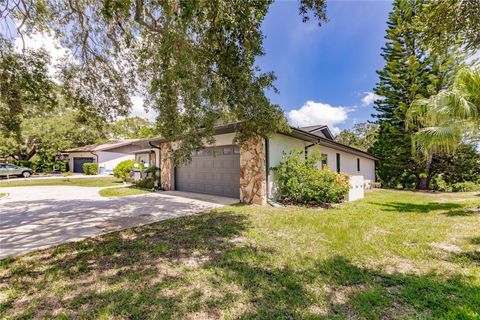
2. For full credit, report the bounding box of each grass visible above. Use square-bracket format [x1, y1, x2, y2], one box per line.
[0, 190, 479, 319]
[99, 186, 153, 197]
[0, 177, 123, 188]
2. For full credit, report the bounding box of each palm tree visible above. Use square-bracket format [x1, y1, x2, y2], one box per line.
[407, 68, 480, 189]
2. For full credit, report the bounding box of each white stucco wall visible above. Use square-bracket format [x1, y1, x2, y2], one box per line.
[97, 151, 134, 172]
[317, 145, 376, 182]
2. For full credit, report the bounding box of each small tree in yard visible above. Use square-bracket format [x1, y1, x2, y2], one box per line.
[273, 150, 350, 206]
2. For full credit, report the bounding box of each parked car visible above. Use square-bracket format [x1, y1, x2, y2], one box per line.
[0, 164, 33, 178]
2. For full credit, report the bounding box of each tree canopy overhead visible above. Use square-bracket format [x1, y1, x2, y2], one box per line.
[415, 0, 480, 52]
[1, 0, 328, 162]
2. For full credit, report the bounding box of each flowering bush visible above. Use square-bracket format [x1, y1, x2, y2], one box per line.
[273, 150, 350, 205]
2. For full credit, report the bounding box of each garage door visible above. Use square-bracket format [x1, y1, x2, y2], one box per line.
[175, 145, 240, 198]
[73, 157, 94, 173]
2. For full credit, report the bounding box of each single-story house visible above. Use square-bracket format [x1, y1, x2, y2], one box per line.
[66, 140, 148, 173]
[146, 123, 378, 204]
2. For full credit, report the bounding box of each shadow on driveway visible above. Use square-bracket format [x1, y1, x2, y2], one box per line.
[0, 192, 236, 259]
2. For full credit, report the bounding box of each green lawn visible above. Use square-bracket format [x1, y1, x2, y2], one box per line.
[99, 186, 153, 197]
[1, 190, 479, 319]
[0, 177, 123, 188]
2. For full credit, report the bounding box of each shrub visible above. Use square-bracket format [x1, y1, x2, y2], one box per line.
[431, 174, 451, 192]
[83, 163, 98, 175]
[273, 150, 350, 205]
[135, 166, 159, 189]
[451, 182, 480, 192]
[13, 160, 32, 168]
[113, 160, 143, 181]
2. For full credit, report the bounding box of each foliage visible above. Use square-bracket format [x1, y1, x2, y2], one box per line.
[335, 122, 379, 152]
[0, 38, 57, 138]
[13, 160, 32, 168]
[82, 163, 98, 175]
[430, 144, 480, 186]
[370, 0, 464, 190]
[135, 166, 159, 189]
[109, 117, 155, 139]
[415, 0, 480, 52]
[431, 174, 450, 192]
[0, 0, 327, 164]
[451, 182, 480, 193]
[273, 150, 350, 205]
[32, 159, 67, 173]
[407, 68, 480, 159]
[63, 171, 73, 177]
[113, 160, 136, 181]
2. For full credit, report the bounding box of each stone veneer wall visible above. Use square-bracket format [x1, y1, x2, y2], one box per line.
[160, 143, 173, 191]
[240, 136, 266, 205]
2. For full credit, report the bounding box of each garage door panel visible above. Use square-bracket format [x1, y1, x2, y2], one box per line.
[73, 157, 94, 173]
[176, 145, 240, 198]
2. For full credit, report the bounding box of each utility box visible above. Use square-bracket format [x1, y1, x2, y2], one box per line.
[348, 175, 365, 201]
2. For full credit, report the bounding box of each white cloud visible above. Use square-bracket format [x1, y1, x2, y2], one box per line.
[287, 101, 350, 134]
[130, 95, 158, 121]
[361, 92, 382, 107]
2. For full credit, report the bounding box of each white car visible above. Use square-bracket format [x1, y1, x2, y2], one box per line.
[0, 164, 33, 178]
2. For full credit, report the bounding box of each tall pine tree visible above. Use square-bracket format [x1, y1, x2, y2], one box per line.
[370, 0, 462, 189]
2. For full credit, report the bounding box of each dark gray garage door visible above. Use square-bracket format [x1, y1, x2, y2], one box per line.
[175, 145, 240, 198]
[73, 157, 94, 173]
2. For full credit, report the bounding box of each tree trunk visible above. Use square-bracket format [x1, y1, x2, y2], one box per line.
[417, 154, 433, 190]
[418, 176, 429, 190]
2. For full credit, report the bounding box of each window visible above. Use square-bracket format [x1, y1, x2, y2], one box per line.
[336, 153, 341, 173]
[321, 154, 328, 169]
[357, 158, 360, 172]
[222, 146, 232, 155]
[233, 146, 240, 154]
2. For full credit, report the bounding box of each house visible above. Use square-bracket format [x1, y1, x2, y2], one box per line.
[146, 123, 378, 204]
[66, 140, 148, 173]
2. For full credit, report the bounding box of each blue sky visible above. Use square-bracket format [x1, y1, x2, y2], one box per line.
[257, 0, 392, 132]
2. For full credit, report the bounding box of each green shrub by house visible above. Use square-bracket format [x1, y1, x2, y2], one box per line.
[82, 163, 98, 175]
[113, 160, 144, 181]
[135, 166, 159, 189]
[273, 150, 350, 205]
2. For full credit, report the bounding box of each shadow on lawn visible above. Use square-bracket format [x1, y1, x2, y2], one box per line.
[1, 210, 479, 319]
[372, 201, 463, 213]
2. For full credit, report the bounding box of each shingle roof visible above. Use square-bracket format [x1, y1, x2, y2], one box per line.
[66, 139, 141, 152]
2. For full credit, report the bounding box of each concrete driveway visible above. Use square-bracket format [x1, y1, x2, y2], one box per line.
[0, 186, 238, 259]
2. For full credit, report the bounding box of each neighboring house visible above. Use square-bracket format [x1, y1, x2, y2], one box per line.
[146, 123, 378, 204]
[66, 140, 148, 173]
